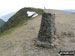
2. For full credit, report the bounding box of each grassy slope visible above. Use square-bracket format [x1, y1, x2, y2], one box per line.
[0, 7, 44, 36]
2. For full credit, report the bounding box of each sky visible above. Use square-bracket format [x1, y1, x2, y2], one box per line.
[0, 0, 75, 17]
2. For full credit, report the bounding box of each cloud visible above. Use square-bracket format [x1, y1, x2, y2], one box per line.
[0, 0, 75, 17]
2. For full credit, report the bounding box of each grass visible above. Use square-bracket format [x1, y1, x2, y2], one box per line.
[0, 19, 28, 37]
[0, 15, 41, 37]
[0, 7, 44, 37]
[0, 27, 16, 37]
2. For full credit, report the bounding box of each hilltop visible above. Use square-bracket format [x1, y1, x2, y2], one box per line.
[0, 8, 75, 56]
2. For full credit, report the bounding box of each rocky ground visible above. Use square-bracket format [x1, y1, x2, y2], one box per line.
[0, 9, 75, 56]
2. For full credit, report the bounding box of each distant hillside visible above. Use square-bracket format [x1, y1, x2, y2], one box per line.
[0, 7, 44, 33]
[0, 19, 5, 27]
[64, 9, 75, 13]
[1, 12, 16, 21]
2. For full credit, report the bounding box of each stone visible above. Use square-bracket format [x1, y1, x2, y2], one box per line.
[36, 13, 56, 48]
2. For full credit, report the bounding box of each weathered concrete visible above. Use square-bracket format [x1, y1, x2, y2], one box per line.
[36, 13, 56, 48]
